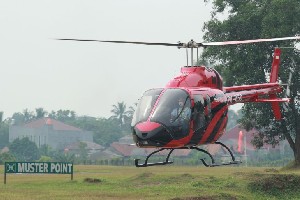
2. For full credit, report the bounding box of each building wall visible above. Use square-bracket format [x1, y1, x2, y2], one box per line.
[9, 126, 49, 147]
[9, 124, 93, 150]
[49, 130, 93, 150]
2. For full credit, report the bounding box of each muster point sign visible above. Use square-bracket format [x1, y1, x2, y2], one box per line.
[4, 162, 73, 184]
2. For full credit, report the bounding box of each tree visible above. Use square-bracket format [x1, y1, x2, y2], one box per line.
[0, 152, 15, 164]
[23, 109, 34, 122]
[127, 103, 137, 120]
[9, 137, 40, 161]
[110, 102, 130, 129]
[227, 109, 242, 130]
[79, 142, 88, 164]
[0, 111, 3, 122]
[0, 112, 9, 148]
[35, 107, 47, 119]
[10, 109, 34, 125]
[94, 118, 124, 146]
[202, 0, 300, 166]
[73, 116, 122, 147]
[52, 151, 75, 162]
[11, 112, 26, 125]
[39, 144, 53, 157]
[48, 109, 76, 122]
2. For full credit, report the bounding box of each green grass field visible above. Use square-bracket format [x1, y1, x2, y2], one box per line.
[1, 165, 300, 200]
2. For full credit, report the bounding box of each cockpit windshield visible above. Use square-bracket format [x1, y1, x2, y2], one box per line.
[131, 88, 163, 126]
[151, 89, 191, 138]
[132, 88, 191, 138]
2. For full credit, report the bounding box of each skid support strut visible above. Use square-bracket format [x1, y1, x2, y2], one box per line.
[200, 142, 242, 167]
[135, 148, 174, 167]
[134, 142, 241, 167]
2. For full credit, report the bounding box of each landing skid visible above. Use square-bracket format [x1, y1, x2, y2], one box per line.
[134, 141, 241, 167]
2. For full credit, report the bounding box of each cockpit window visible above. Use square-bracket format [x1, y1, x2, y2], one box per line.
[151, 89, 191, 138]
[131, 88, 163, 126]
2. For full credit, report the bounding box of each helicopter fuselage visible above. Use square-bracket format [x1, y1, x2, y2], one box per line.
[132, 66, 229, 148]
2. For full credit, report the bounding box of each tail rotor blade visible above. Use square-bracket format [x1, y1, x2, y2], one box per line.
[283, 64, 295, 113]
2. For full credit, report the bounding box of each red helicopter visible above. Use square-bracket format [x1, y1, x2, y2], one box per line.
[58, 36, 300, 167]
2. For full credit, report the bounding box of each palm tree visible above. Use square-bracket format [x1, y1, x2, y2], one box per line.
[110, 102, 129, 128]
[35, 107, 48, 119]
[23, 109, 34, 122]
[127, 103, 137, 120]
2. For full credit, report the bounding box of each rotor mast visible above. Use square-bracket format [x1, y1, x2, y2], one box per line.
[177, 39, 202, 67]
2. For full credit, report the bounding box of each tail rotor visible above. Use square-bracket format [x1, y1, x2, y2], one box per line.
[283, 61, 295, 113]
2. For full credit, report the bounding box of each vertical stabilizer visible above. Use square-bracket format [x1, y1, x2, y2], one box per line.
[270, 48, 281, 83]
[269, 48, 282, 120]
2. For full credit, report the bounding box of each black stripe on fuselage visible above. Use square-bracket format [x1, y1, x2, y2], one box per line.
[188, 102, 227, 145]
[206, 109, 228, 143]
[211, 102, 227, 115]
[189, 126, 207, 145]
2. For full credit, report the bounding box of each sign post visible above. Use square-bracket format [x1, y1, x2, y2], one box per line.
[4, 162, 73, 184]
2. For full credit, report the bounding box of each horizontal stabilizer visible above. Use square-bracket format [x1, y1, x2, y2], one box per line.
[254, 98, 290, 103]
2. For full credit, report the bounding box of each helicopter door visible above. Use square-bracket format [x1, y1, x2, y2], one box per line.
[205, 95, 212, 122]
[192, 94, 206, 133]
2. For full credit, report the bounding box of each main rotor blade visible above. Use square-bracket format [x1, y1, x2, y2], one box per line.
[201, 36, 300, 46]
[57, 38, 180, 47]
[57, 36, 300, 48]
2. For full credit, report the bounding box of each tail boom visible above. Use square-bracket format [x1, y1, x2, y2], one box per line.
[225, 48, 288, 120]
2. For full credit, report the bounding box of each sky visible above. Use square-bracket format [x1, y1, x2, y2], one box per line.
[0, 0, 219, 119]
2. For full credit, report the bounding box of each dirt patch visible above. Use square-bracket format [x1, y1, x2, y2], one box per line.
[83, 178, 102, 183]
[170, 197, 216, 200]
[249, 174, 300, 195]
[171, 173, 195, 182]
[264, 168, 279, 173]
[232, 171, 247, 176]
[129, 172, 157, 186]
[180, 173, 194, 178]
[170, 194, 238, 200]
[134, 172, 155, 179]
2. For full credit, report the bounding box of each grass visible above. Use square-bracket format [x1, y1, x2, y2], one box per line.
[1, 165, 300, 199]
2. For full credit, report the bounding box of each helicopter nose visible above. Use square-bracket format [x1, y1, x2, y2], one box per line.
[133, 121, 173, 147]
[134, 121, 161, 139]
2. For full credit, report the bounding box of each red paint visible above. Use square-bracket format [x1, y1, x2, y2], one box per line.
[199, 105, 228, 144]
[270, 48, 281, 83]
[238, 131, 243, 153]
[166, 66, 221, 89]
[135, 121, 161, 132]
[213, 116, 228, 142]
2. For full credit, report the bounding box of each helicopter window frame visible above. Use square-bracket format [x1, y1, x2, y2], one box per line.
[131, 88, 163, 126]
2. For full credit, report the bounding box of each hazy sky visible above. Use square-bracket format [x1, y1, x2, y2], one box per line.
[0, 0, 216, 119]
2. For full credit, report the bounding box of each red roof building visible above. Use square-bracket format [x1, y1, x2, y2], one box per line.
[24, 117, 82, 131]
[9, 117, 93, 150]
